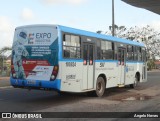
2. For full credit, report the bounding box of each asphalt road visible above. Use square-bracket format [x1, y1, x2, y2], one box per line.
[0, 71, 160, 121]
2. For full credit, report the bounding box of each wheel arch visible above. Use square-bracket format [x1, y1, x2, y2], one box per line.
[98, 73, 107, 86]
[135, 71, 140, 82]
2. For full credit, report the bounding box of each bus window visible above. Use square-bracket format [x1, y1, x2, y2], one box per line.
[127, 45, 134, 61]
[63, 34, 81, 59]
[101, 40, 113, 60]
[118, 48, 121, 64]
[142, 47, 146, 62]
[96, 40, 101, 60]
[138, 47, 142, 61]
[121, 49, 125, 65]
[64, 34, 71, 46]
[112, 42, 115, 60]
[114, 43, 118, 60]
[63, 46, 70, 58]
[134, 46, 138, 61]
[71, 35, 80, 47]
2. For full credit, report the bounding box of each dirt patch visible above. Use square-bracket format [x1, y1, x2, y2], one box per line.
[122, 95, 152, 101]
[82, 98, 120, 105]
[105, 85, 160, 102]
[107, 92, 152, 102]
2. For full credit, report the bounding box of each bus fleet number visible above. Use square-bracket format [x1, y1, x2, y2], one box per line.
[66, 62, 76, 67]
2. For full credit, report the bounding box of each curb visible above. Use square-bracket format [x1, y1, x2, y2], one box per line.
[0, 86, 12, 89]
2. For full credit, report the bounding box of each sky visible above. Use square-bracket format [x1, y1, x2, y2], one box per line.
[0, 0, 160, 49]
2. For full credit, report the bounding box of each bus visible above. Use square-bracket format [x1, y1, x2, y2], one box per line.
[10, 25, 147, 97]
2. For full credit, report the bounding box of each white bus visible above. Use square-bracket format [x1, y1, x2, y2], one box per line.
[10, 25, 147, 97]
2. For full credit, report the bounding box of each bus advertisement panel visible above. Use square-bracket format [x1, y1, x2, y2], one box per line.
[11, 26, 59, 83]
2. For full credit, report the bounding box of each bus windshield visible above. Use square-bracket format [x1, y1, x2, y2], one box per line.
[11, 26, 58, 81]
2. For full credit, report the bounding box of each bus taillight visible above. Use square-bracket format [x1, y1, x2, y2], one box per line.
[11, 59, 16, 78]
[50, 65, 59, 81]
[11, 65, 16, 78]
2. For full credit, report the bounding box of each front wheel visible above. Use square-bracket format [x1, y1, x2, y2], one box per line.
[95, 77, 106, 97]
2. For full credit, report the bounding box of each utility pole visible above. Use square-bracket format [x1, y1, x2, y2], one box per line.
[112, 0, 115, 36]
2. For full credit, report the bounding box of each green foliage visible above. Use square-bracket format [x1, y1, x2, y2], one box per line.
[147, 59, 155, 71]
[0, 46, 12, 76]
[0, 47, 12, 55]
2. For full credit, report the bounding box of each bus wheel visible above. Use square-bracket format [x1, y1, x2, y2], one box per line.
[95, 77, 106, 97]
[130, 75, 139, 88]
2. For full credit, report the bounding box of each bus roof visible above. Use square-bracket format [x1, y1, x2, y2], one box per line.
[58, 25, 145, 47]
[15, 24, 145, 47]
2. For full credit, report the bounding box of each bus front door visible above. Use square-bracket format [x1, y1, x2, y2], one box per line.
[118, 48, 126, 86]
[82, 43, 94, 90]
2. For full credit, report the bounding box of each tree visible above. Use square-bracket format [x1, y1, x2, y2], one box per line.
[0, 47, 12, 55]
[108, 25, 126, 36]
[0, 46, 12, 75]
[97, 24, 126, 36]
[121, 25, 160, 59]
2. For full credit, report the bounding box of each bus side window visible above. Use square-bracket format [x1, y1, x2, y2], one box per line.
[134, 46, 138, 61]
[127, 45, 134, 61]
[63, 46, 70, 58]
[112, 42, 115, 60]
[96, 40, 101, 60]
[63, 34, 81, 59]
[138, 47, 142, 61]
[118, 48, 121, 64]
[114, 43, 118, 60]
[101, 40, 113, 60]
[142, 47, 146, 62]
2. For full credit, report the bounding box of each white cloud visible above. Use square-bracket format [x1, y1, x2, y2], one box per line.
[41, 0, 86, 5]
[0, 16, 14, 49]
[21, 8, 34, 21]
[0, 17, 12, 32]
[137, 20, 160, 32]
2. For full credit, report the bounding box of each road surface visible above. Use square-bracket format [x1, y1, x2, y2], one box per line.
[0, 71, 160, 121]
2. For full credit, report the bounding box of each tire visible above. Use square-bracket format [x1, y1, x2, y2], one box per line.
[95, 77, 106, 97]
[130, 74, 139, 88]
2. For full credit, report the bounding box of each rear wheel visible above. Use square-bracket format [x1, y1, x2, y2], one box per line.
[130, 74, 139, 88]
[95, 77, 106, 97]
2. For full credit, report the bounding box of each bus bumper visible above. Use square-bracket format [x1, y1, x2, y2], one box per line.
[10, 78, 61, 91]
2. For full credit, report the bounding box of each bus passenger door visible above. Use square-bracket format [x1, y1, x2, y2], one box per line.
[118, 48, 126, 86]
[82, 43, 94, 90]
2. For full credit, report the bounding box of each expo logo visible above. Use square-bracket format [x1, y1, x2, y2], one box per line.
[36, 33, 51, 39]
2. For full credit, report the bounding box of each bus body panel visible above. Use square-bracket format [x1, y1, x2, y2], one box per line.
[94, 61, 119, 88]
[59, 61, 83, 92]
